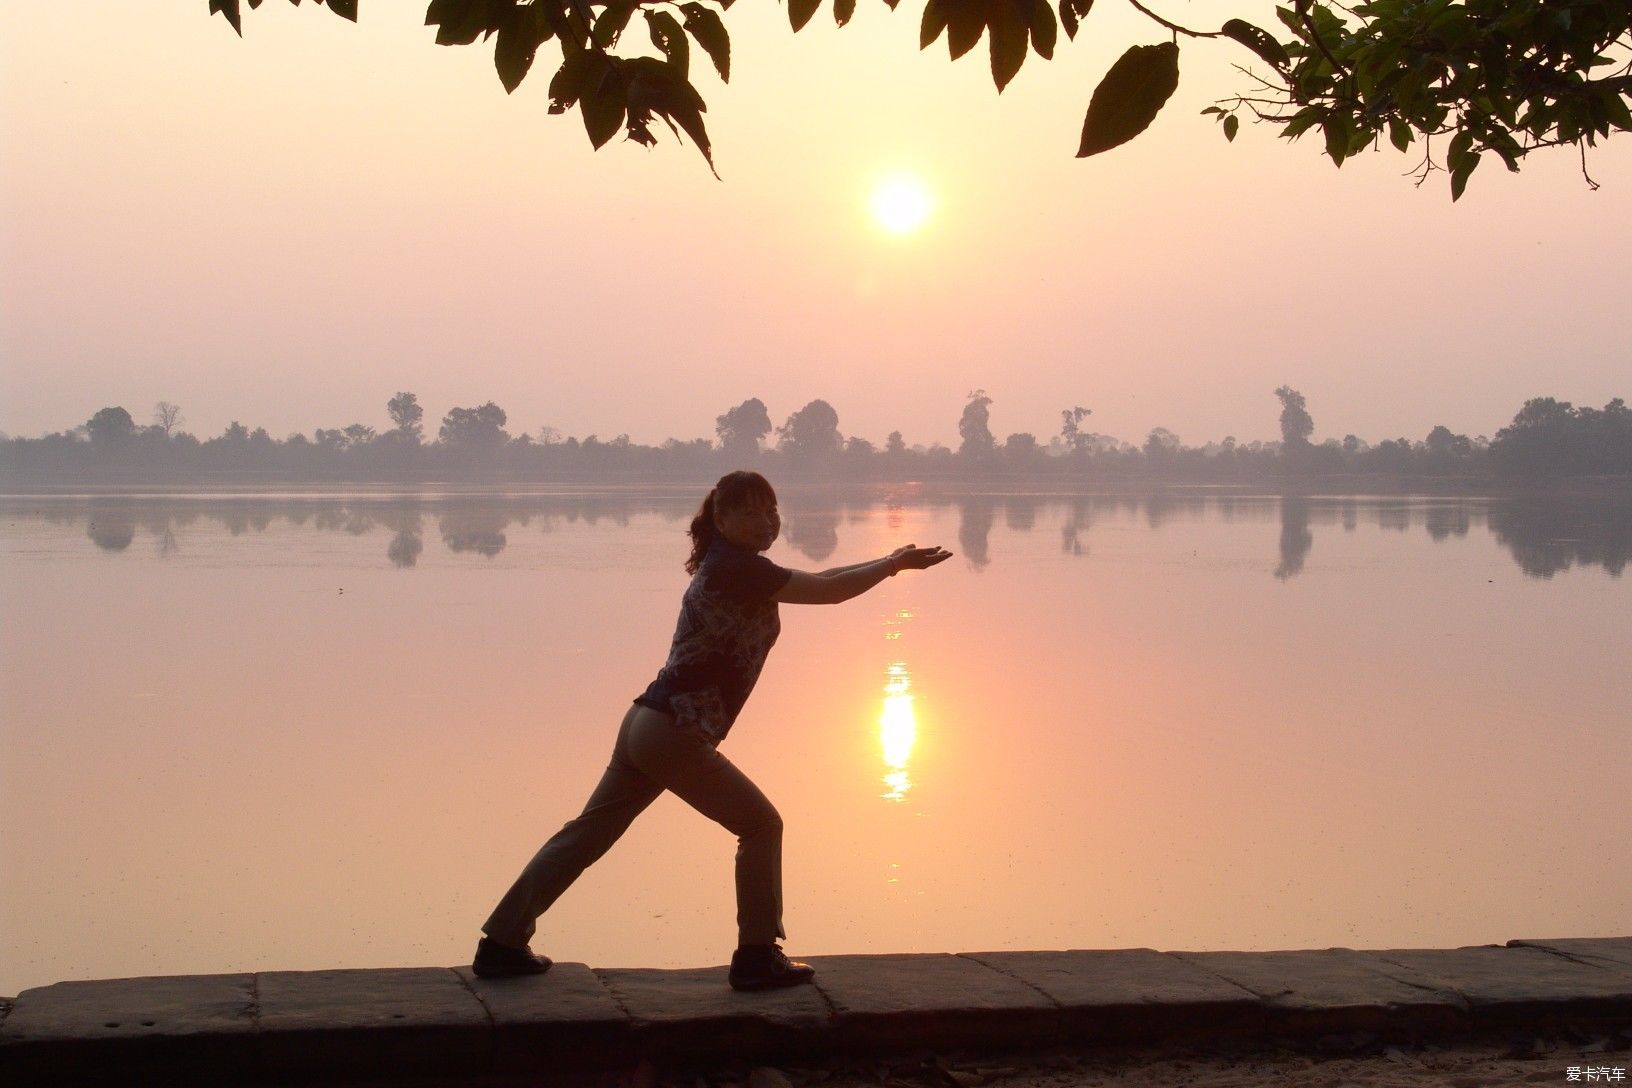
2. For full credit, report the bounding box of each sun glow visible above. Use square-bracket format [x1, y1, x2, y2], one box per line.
[869, 175, 933, 236]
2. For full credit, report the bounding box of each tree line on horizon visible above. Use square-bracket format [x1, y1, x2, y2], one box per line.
[2, 388, 1628, 480]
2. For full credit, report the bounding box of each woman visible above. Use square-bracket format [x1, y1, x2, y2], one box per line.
[474, 470, 952, 991]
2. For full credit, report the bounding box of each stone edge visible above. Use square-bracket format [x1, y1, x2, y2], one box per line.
[1, 940, 1629, 1083]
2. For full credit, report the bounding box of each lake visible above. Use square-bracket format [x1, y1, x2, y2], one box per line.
[1, 486, 1627, 996]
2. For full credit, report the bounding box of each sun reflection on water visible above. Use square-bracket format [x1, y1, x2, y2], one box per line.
[880, 661, 916, 801]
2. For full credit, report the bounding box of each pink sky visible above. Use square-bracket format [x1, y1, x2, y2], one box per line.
[2, 1, 1628, 449]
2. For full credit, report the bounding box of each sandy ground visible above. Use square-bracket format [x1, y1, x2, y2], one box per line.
[650, 1023, 1632, 1088]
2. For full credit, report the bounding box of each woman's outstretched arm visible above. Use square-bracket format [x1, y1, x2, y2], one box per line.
[772, 545, 952, 605]
[814, 558, 882, 578]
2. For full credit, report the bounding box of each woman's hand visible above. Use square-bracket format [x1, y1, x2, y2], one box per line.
[889, 544, 953, 572]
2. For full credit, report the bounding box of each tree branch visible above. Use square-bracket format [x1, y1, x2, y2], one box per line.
[1124, 0, 1221, 39]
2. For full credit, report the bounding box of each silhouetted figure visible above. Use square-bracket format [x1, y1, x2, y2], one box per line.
[474, 471, 952, 991]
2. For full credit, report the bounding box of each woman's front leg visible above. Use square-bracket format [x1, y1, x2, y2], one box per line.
[624, 712, 785, 946]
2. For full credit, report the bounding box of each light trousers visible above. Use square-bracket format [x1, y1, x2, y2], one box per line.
[482, 702, 785, 949]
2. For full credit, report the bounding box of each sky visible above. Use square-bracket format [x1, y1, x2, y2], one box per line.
[2, 1, 1628, 450]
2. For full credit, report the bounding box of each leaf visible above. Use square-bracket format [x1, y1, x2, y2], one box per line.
[325, 0, 358, 20]
[1058, 0, 1091, 40]
[1030, 0, 1057, 61]
[582, 69, 627, 149]
[1449, 149, 1479, 200]
[946, 2, 986, 61]
[1387, 116, 1412, 151]
[1220, 18, 1289, 69]
[1223, 113, 1239, 141]
[1322, 114, 1352, 164]
[592, 2, 637, 47]
[646, 10, 690, 78]
[430, 0, 490, 46]
[835, 0, 857, 26]
[209, 0, 243, 36]
[1281, 105, 1322, 140]
[989, 0, 1029, 91]
[681, 3, 731, 82]
[623, 57, 718, 177]
[921, 0, 949, 48]
[1076, 42, 1180, 158]
[548, 47, 603, 113]
[495, 8, 546, 92]
[788, 0, 821, 32]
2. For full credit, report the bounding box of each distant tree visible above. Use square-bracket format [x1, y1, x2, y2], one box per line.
[538, 425, 561, 446]
[1342, 433, 1363, 455]
[1491, 396, 1632, 475]
[776, 400, 842, 461]
[387, 392, 424, 444]
[885, 431, 906, 456]
[715, 398, 773, 459]
[343, 423, 377, 447]
[1059, 406, 1092, 454]
[439, 402, 511, 452]
[1275, 386, 1314, 448]
[844, 435, 876, 457]
[1003, 432, 1042, 467]
[152, 401, 184, 438]
[1425, 425, 1472, 457]
[86, 406, 137, 447]
[1144, 427, 1180, 456]
[957, 390, 996, 460]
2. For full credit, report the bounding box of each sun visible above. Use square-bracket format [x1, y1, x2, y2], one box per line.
[869, 174, 934, 236]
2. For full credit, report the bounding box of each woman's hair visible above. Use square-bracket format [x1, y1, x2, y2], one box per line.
[686, 470, 777, 574]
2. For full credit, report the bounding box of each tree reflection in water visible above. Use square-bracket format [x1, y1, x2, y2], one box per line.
[8, 489, 1626, 580]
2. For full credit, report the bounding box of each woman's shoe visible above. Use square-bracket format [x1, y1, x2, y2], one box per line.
[728, 943, 816, 991]
[472, 936, 553, 978]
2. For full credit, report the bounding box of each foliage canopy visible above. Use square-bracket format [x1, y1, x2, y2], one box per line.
[211, 0, 1631, 196]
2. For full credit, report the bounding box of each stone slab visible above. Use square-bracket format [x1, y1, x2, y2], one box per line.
[454, 962, 629, 1072]
[0, 973, 256, 1086]
[1370, 944, 1632, 1026]
[1169, 948, 1466, 1036]
[1510, 937, 1632, 972]
[810, 952, 1058, 1051]
[255, 966, 490, 1079]
[595, 965, 831, 1062]
[962, 948, 1266, 1042]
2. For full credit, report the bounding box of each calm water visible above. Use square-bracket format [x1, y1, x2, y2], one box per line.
[2, 487, 1628, 995]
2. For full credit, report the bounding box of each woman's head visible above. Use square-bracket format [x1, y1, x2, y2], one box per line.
[686, 471, 779, 573]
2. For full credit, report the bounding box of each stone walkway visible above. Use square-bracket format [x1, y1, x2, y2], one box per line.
[2, 937, 1628, 1085]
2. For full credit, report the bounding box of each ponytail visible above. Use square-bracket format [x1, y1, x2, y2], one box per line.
[686, 492, 719, 575]
[685, 470, 777, 574]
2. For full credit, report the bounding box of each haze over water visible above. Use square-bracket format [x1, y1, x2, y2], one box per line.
[2, 487, 1627, 996]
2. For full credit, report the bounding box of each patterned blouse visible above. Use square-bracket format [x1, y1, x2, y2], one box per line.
[634, 535, 794, 743]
